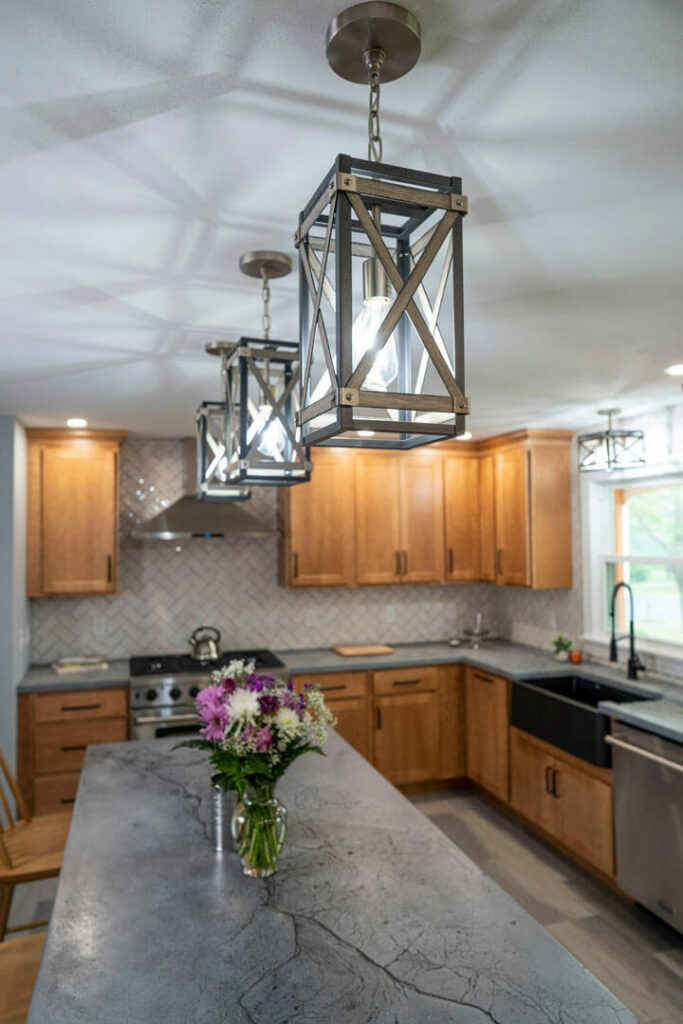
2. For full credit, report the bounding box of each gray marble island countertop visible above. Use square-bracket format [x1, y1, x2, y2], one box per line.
[29, 736, 636, 1023]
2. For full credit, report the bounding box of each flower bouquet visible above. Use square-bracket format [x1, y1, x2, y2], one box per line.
[178, 659, 335, 877]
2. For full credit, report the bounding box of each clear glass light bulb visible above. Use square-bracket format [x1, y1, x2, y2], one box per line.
[352, 295, 398, 390]
[255, 404, 286, 461]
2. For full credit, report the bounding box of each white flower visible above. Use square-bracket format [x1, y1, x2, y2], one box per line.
[229, 689, 260, 722]
[275, 707, 300, 737]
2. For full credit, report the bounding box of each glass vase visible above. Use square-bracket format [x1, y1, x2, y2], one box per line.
[231, 780, 287, 877]
[211, 779, 234, 853]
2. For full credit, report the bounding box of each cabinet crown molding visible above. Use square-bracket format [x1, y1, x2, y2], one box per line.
[26, 428, 127, 444]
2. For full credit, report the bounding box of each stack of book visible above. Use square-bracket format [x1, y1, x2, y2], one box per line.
[51, 654, 109, 676]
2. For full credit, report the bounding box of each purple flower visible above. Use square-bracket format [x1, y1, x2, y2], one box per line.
[254, 726, 273, 751]
[220, 677, 236, 695]
[247, 673, 264, 692]
[242, 724, 257, 744]
[195, 683, 224, 709]
[258, 693, 280, 716]
[200, 709, 227, 741]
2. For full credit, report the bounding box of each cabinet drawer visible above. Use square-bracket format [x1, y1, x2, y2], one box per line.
[33, 772, 80, 814]
[34, 687, 128, 724]
[294, 672, 367, 699]
[35, 718, 128, 774]
[372, 666, 438, 696]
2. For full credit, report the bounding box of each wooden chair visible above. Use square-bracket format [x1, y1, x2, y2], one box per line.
[0, 750, 70, 942]
[0, 932, 45, 1024]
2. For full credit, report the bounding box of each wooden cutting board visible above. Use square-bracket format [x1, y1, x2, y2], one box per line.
[332, 644, 394, 657]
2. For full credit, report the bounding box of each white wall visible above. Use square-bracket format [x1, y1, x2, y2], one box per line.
[0, 417, 29, 772]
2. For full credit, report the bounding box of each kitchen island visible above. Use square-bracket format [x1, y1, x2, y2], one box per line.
[28, 735, 637, 1023]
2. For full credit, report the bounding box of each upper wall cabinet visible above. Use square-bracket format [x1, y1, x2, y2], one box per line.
[278, 447, 356, 588]
[27, 429, 126, 597]
[278, 430, 573, 590]
[355, 450, 444, 585]
[483, 431, 573, 590]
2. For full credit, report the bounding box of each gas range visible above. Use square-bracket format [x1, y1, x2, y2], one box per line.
[129, 649, 287, 741]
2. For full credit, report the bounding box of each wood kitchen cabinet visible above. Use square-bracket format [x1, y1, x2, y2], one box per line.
[443, 452, 480, 581]
[465, 666, 509, 801]
[480, 431, 573, 590]
[355, 450, 444, 585]
[278, 447, 356, 587]
[294, 671, 371, 761]
[17, 687, 129, 815]
[372, 666, 441, 785]
[437, 665, 467, 779]
[510, 727, 615, 876]
[478, 453, 496, 582]
[27, 428, 126, 597]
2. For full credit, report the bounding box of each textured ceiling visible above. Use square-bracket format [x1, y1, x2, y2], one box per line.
[0, 0, 682, 437]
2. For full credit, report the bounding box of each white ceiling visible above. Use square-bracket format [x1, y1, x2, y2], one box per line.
[1, 0, 682, 437]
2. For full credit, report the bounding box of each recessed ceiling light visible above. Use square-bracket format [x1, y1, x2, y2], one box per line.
[664, 364, 683, 376]
[357, 430, 375, 437]
[66, 418, 87, 428]
[456, 431, 473, 441]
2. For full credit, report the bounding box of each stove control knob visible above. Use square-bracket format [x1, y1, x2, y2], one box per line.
[169, 687, 182, 701]
[145, 689, 158, 702]
[189, 686, 199, 699]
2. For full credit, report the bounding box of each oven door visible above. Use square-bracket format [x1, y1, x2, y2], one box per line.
[131, 711, 200, 742]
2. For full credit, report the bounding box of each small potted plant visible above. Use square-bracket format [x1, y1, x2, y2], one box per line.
[552, 635, 572, 661]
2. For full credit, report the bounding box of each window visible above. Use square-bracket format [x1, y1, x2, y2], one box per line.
[605, 481, 683, 646]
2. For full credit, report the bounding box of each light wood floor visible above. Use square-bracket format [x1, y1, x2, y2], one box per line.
[409, 788, 683, 1024]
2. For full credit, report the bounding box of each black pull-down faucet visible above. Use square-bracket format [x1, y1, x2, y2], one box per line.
[609, 581, 646, 680]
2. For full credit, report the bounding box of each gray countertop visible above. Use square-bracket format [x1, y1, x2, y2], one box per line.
[28, 735, 637, 1024]
[17, 659, 130, 693]
[599, 697, 683, 745]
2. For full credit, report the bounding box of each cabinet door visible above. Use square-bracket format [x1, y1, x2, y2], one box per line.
[399, 454, 445, 583]
[478, 454, 496, 582]
[355, 452, 401, 584]
[554, 758, 615, 875]
[437, 666, 466, 779]
[374, 691, 440, 785]
[510, 728, 556, 834]
[41, 444, 118, 594]
[465, 668, 509, 800]
[327, 698, 371, 761]
[283, 449, 355, 586]
[443, 455, 480, 581]
[495, 448, 531, 586]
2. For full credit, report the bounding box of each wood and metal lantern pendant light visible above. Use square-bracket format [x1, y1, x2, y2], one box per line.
[295, 1, 470, 449]
[203, 251, 312, 487]
[578, 408, 646, 472]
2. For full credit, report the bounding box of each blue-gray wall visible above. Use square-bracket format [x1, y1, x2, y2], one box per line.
[0, 417, 29, 773]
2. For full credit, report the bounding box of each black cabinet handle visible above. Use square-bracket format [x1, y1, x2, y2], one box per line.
[472, 672, 494, 684]
[60, 798, 75, 805]
[394, 550, 401, 576]
[376, 707, 382, 730]
[448, 547, 454, 574]
[552, 768, 560, 798]
[107, 555, 113, 583]
[293, 552, 299, 579]
[61, 745, 87, 752]
[61, 703, 101, 712]
[545, 765, 554, 794]
[402, 550, 408, 576]
[392, 678, 421, 687]
[320, 684, 347, 692]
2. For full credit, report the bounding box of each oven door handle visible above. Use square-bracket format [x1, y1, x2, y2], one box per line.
[133, 713, 198, 727]
[606, 734, 683, 774]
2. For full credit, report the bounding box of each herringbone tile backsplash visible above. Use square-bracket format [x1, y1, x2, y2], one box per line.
[30, 438, 580, 662]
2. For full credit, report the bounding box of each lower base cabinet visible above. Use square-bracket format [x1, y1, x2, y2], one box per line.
[18, 687, 129, 815]
[465, 667, 509, 801]
[294, 672, 372, 762]
[510, 727, 615, 876]
[374, 691, 440, 785]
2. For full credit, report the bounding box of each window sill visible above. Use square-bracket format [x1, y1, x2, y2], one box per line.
[581, 633, 683, 677]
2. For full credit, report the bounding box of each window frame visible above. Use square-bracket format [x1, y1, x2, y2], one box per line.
[581, 467, 683, 657]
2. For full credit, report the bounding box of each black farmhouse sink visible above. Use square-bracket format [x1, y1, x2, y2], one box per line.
[511, 675, 656, 767]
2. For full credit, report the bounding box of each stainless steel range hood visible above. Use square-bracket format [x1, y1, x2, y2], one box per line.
[128, 440, 272, 541]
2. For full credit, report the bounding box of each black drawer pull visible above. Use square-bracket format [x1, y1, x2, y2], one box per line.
[61, 744, 87, 752]
[60, 798, 75, 805]
[472, 672, 494, 684]
[552, 768, 561, 798]
[60, 703, 101, 712]
[545, 765, 554, 794]
[321, 684, 347, 692]
[376, 707, 382, 730]
[393, 678, 421, 686]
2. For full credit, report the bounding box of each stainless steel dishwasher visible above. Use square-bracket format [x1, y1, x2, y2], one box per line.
[607, 723, 683, 934]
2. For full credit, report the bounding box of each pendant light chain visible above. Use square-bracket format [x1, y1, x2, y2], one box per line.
[365, 48, 385, 162]
[261, 272, 271, 340]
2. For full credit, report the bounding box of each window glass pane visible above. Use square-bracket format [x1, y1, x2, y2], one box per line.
[605, 561, 683, 646]
[616, 482, 683, 557]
